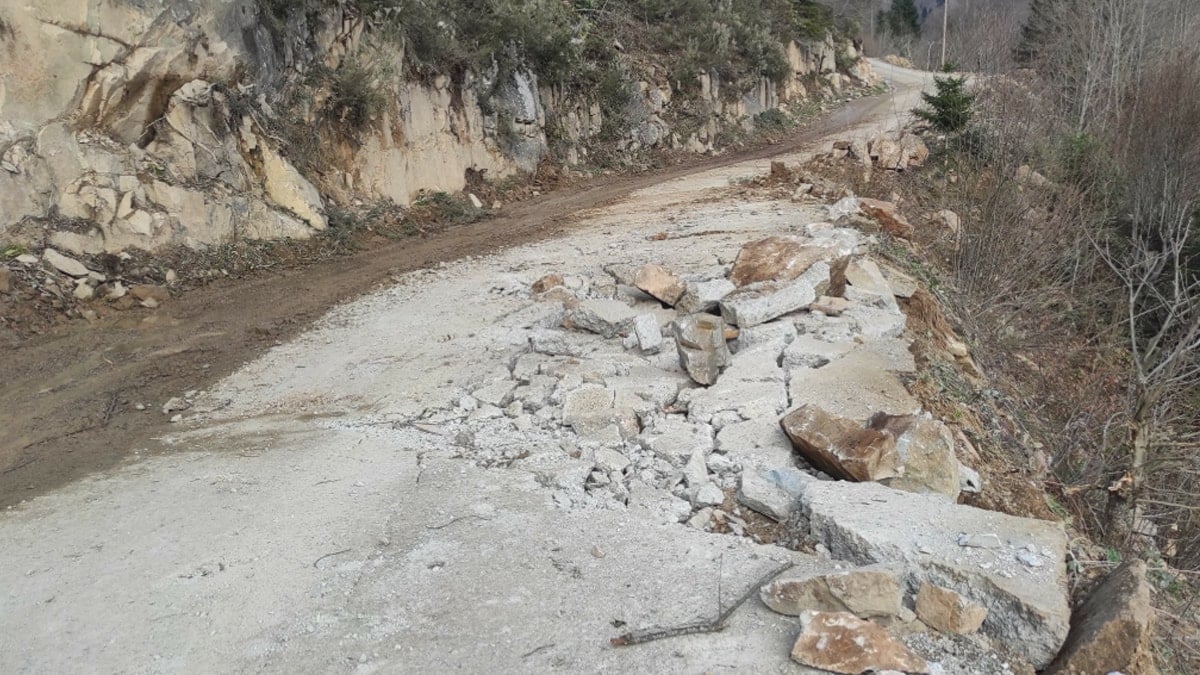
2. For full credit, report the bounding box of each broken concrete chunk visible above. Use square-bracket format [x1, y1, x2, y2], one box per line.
[1045, 560, 1155, 675]
[762, 564, 904, 619]
[692, 482, 724, 507]
[562, 386, 639, 443]
[633, 264, 686, 305]
[640, 418, 713, 466]
[593, 448, 631, 473]
[675, 278, 735, 314]
[720, 260, 830, 327]
[682, 448, 709, 488]
[780, 405, 902, 482]
[736, 470, 795, 522]
[792, 478, 1070, 668]
[729, 236, 826, 287]
[529, 328, 593, 357]
[473, 380, 517, 408]
[632, 314, 663, 353]
[566, 299, 638, 338]
[42, 248, 90, 277]
[790, 611, 929, 674]
[870, 414, 961, 500]
[673, 314, 731, 386]
[915, 583, 988, 635]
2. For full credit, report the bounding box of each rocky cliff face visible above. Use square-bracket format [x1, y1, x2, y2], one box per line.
[0, 1, 876, 255]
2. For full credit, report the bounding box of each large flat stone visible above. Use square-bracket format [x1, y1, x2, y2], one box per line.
[791, 477, 1070, 668]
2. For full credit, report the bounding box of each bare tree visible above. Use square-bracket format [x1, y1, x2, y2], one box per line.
[1096, 47, 1200, 548]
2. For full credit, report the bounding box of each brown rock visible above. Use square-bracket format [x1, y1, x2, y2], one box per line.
[129, 284, 170, 303]
[869, 414, 961, 499]
[769, 161, 793, 182]
[761, 564, 903, 619]
[532, 274, 564, 294]
[780, 405, 902, 482]
[1046, 561, 1157, 675]
[900, 134, 930, 167]
[730, 237, 826, 287]
[859, 199, 913, 239]
[633, 264, 686, 305]
[828, 255, 851, 297]
[811, 295, 850, 316]
[0, 266, 10, 293]
[915, 583, 987, 634]
[791, 611, 929, 674]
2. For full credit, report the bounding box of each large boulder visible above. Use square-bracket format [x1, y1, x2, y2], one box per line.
[780, 405, 902, 482]
[729, 237, 826, 287]
[791, 476, 1071, 668]
[720, 261, 831, 327]
[870, 414, 962, 500]
[1046, 561, 1157, 675]
[790, 611, 929, 674]
[761, 563, 904, 619]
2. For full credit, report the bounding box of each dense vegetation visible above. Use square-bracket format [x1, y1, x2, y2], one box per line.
[922, 0, 1200, 584]
[262, 0, 844, 94]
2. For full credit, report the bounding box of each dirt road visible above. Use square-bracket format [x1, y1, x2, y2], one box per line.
[0, 62, 1022, 675]
[0, 66, 925, 507]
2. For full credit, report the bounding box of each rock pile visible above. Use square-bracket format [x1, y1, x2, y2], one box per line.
[0, 247, 174, 331]
[410, 216, 1075, 671]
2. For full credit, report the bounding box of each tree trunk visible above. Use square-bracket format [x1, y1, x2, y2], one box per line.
[1105, 395, 1152, 549]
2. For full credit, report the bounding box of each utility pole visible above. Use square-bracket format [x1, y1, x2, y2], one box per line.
[940, 0, 949, 69]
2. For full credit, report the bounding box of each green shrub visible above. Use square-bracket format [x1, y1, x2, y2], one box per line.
[914, 75, 974, 133]
[754, 108, 791, 132]
[323, 60, 388, 131]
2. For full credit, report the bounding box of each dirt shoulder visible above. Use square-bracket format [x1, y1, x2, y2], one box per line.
[0, 94, 897, 507]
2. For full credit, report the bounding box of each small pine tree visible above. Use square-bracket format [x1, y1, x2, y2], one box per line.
[913, 75, 974, 132]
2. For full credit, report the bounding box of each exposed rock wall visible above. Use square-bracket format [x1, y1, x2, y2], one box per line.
[0, 1, 877, 255]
